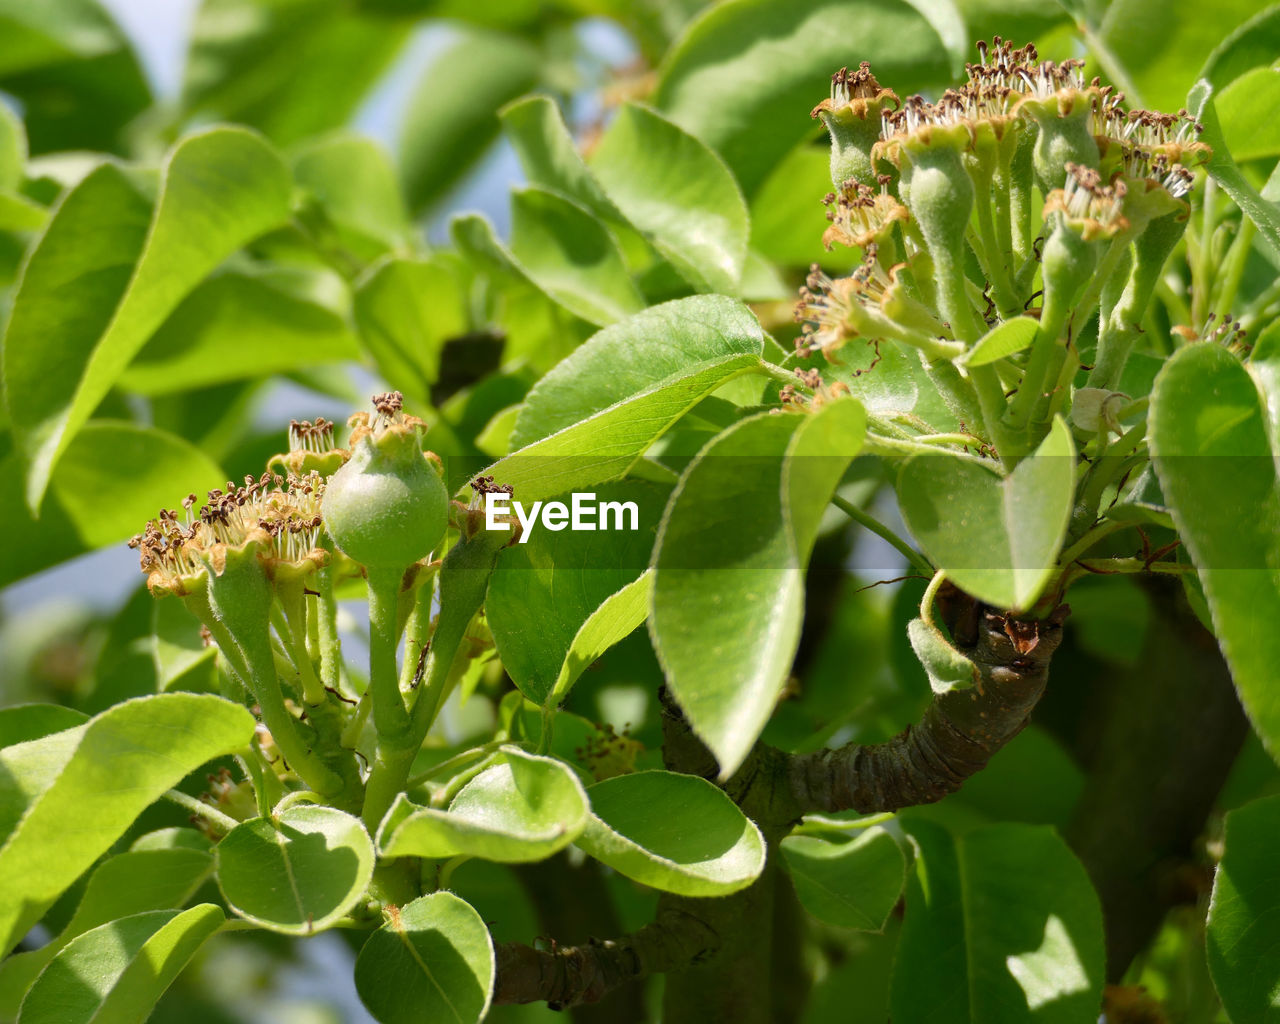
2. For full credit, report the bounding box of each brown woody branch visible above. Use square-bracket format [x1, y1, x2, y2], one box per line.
[788, 597, 1070, 814]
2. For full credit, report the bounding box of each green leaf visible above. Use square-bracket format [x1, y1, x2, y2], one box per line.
[215, 804, 375, 934]
[0, 422, 225, 588]
[16, 906, 223, 1024]
[500, 96, 615, 219]
[0, 848, 213, 1016]
[654, 0, 953, 194]
[378, 747, 589, 863]
[0, 704, 86, 747]
[890, 820, 1106, 1024]
[0, 0, 151, 156]
[399, 27, 541, 213]
[118, 271, 358, 394]
[1101, 0, 1268, 110]
[896, 418, 1076, 611]
[1216, 66, 1280, 162]
[964, 316, 1039, 367]
[512, 295, 765, 447]
[548, 571, 654, 710]
[780, 826, 906, 931]
[0, 693, 254, 955]
[908, 616, 980, 694]
[0, 97, 25, 190]
[749, 142, 834, 268]
[1150, 343, 1280, 761]
[651, 399, 866, 776]
[902, 0, 968, 79]
[575, 770, 766, 896]
[4, 127, 292, 510]
[508, 186, 645, 327]
[489, 297, 767, 502]
[353, 256, 470, 410]
[293, 133, 410, 252]
[1188, 80, 1280, 262]
[588, 103, 749, 294]
[486, 480, 667, 705]
[1207, 793, 1280, 1021]
[355, 892, 494, 1024]
[152, 599, 217, 694]
[1199, 5, 1280, 90]
[182, 0, 407, 146]
[0, 191, 46, 231]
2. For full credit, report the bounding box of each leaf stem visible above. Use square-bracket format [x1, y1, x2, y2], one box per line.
[277, 580, 326, 706]
[366, 565, 412, 742]
[831, 493, 934, 578]
[162, 788, 239, 835]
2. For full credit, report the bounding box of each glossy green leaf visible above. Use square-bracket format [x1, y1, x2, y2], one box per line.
[355, 892, 494, 1024]
[0, 422, 225, 588]
[548, 571, 654, 709]
[1207, 793, 1280, 1021]
[500, 95, 615, 219]
[182, 0, 407, 146]
[489, 296, 767, 502]
[216, 804, 375, 934]
[486, 480, 666, 705]
[378, 747, 589, 863]
[16, 906, 223, 1024]
[576, 770, 766, 896]
[891, 820, 1105, 1024]
[1216, 66, 1280, 162]
[512, 295, 765, 447]
[0, 704, 86, 747]
[118, 271, 358, 394]
[508, 186, 644, 327]
[0, 693, 254, 955]
[654, 0, 952, 194]
[400, 27, 540, 213]
[1150, 343, 1280, 761]
[1101, 0, 1267, 110]
[353, 256, 470, 409]
[964, 316, 1039, 368]
[1199, 5, 1280, 90]
[588, 102, 749, 294]
[781, 826, 906, 931]
[1188, 80, 1280, 262]
[0, 848, 213, 1016]
[5, 127, 292, 510]
[897, 418, 1076, 611]
[651, 399, 866, 776]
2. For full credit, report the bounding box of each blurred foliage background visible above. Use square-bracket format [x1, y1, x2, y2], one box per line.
[2, 0, 1279, 1020]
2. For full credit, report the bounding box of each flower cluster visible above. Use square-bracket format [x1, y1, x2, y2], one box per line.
[129, 470, 330, 596]
[795, 37, 1212, 453]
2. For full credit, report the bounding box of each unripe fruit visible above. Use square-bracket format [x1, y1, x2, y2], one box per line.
[322, 395, 448, 570]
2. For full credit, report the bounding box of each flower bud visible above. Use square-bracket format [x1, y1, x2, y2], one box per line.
[813, 63, 900, 188]
[321, 392, 449, 570]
